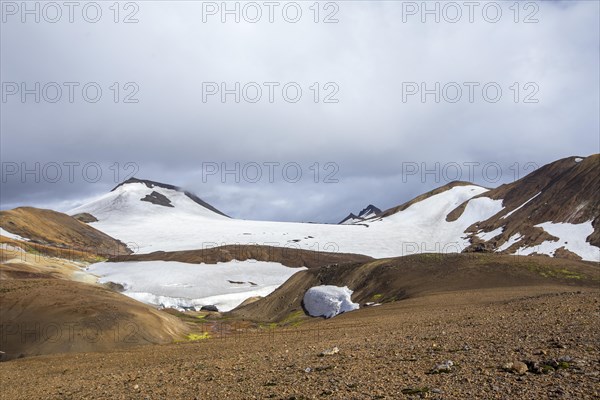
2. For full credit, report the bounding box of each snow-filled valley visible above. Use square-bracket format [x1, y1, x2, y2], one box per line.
[69, 181, 498, 258]
[88, 260, 306, 312]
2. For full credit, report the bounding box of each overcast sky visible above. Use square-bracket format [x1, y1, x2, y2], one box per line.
[1, 1, 598, 222]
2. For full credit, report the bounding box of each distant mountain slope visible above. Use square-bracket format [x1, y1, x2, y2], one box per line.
[449, 155, 600, 260]
[379, 181, 479, 218]
[67, 180, 493, 258]
[339, 204, 382, 224]
[69, 178, 229, 221]
[57, 155, 599, 261]
[338, 212, 360, 225]
[0, 207, 131, 256]
[111, 178, 229, 217]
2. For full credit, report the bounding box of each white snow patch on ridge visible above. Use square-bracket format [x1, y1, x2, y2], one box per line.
[477, 227, 503, 242]
[0, 227, 28, 241]
[502, 192, 541, 220]
[88, 260, 306, 312]
[515, 221, 599, 262]
[303, 285, 359, 318]
[497, 233, 523, 252]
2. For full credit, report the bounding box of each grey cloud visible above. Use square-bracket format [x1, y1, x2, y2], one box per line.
[1, 1, 598, 222]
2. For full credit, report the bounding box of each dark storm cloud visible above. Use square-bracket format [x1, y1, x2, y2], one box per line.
[1, 1, 598, 222]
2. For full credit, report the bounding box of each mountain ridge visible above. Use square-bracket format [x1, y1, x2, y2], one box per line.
[3, 155, 598, 262]
[448, 155, 599, 259]
[339, 204, 382, 224]
[112, 177, 229, 217]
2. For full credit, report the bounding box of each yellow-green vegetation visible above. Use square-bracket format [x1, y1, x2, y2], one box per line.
[185, 332, 211, 341]
[258, 322, 278, 330]
[279, 310, 305, 327]
[521, 262, 586, 280]
[557, 361, 570, 369]
[418, 253, 447, 260]
[557, 269, 584, 280]
[401, 387, 430, 395]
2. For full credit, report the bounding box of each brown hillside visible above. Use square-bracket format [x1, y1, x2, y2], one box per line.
[231, 253, 599, 322]
[446, 155, 600, 254]
[0, 278, 188, 361]
[110, 244, 374, 268]
[0, 207, 131, 257]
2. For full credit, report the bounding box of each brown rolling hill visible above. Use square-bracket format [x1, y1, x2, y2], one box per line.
[110, 244, 374, 269]
[0, 236, 188, 361]
[446, 155, 600, 257]
[0, 207, 131, 257]
[0, 244, 189, 361]
[0, 277, 188, 361]
[230, 253, 600, 322]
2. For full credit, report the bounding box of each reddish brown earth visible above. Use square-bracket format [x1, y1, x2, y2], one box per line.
[0, 287, 598, 399]
[0, 207, 131, 257]
[110, 244, 374, 269]
[0, 245, 188, 361]
[0, 278, 188, 361]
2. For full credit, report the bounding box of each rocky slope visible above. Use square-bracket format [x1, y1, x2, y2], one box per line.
[0, 207, 131, 257]
[448, 155, 599, 259]
[339, 204, 382, 224]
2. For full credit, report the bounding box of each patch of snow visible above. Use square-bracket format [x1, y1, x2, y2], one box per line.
[476, 227, 503, 242]
[88, 260, 306, 312]
[0, 243, 25, 252]
[303, 285, 359, 318]
[514, 221, 599, 262]
[340, 217, 362, 225]
[574, 157, 583, 163]
[497, 233, 523, 252]
[0, 227, 28, 241]
[502, 192, 542, 219]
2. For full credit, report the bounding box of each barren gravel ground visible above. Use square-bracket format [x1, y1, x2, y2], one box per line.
[1, 286, 598, 399]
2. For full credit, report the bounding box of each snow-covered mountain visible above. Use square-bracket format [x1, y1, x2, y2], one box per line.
[358, 204, 382, 219]
[339, 204, 382, 224]
[68, 179, 496, 257]
[63, 156, 600, 262]
[69, 178, 228, 222]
